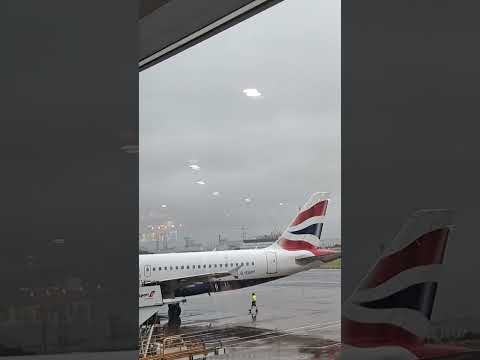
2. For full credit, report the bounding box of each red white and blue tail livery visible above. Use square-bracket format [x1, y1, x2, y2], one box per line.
[270, 192, 340, 263]
[342, 209, 476, 359]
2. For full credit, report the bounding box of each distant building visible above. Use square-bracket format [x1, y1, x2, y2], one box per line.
[241, 233, 341, 250]
[241, 232, 281, 249]
[182, 236, 203, 252]
[321, 239, 341, 248]
[139, 221, 182, 252]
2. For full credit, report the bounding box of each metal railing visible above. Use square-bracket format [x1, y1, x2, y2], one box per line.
[139, 325, 221, 360]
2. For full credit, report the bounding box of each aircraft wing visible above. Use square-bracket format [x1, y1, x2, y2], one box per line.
[142, 271, 230, 286]
[141, 266, 243, 298]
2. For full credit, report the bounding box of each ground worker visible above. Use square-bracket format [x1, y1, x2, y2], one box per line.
[249, 292, 258, 319]
[251, 292, 257, 308]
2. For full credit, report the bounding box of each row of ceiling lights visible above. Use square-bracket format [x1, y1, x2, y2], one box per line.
[159, 159, 286, 209]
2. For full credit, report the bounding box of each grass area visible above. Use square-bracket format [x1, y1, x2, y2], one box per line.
[321, 258, 341, 269]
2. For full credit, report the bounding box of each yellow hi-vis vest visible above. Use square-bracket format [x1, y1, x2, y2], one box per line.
[251, 294, 256, 302]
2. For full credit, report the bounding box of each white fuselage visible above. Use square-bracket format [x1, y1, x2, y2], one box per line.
[139, 247, 312, 297]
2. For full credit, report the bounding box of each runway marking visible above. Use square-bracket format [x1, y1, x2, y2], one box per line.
[227, 343, 341, 349]
[185, 312, 340, 335]
[219, 321, 341, 346]
[173, 320, 341, 351]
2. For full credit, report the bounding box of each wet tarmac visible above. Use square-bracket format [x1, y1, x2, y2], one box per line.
[162, 269, 341, 359]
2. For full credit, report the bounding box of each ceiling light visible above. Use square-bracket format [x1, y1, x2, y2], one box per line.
[212, 191, 220, 196]
[242, 88, 262, 97]
[189, 164, 200, 171]
[196, 180, 206, 185]
[161, 204, 167, 208]
[244, 197, 252, 203]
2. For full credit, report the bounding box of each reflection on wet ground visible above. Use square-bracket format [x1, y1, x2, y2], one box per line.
[158, 269, 341, 359]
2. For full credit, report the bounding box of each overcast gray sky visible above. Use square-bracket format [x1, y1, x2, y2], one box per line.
[139, 0, 340, 247]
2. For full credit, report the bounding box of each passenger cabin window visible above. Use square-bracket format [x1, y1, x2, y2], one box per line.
[181, 265, 184, 270]
[209, 264, 212, 268]
[175, 266, 178, 270]
[192, 265, 195, 269]
[186, 265, 189, 269]
[165, 267, 167, 270]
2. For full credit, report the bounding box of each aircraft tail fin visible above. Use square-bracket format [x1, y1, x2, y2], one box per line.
[342, 209, 454, 356]
[270, 192, 330, 254]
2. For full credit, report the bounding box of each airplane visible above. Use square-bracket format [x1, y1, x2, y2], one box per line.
[341, 209, 477, 359]
[139, 192, 340, 326]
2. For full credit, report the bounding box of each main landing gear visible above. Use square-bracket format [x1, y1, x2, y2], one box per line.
[167, 303, 182, 328]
